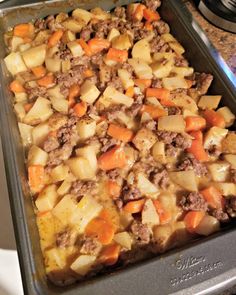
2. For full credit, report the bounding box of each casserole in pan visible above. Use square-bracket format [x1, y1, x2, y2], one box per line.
[0, 0, 236, 294]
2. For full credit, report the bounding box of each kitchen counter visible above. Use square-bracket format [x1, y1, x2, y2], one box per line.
[183, 0, 236, 75]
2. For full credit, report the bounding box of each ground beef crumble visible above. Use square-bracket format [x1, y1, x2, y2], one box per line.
[130, 220, 151, 244]
[179, 192, 208, 212]
[80, 237, 102, 256]
[177, 154, 208, 177]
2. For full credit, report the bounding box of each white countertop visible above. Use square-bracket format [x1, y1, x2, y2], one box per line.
[0, 140, 23, 295]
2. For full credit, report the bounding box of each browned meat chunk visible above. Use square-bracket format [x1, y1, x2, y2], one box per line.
[131, 220, 151, 244]
[80, 237, 102, 256]
[226, 196, 236, 218]
[152, 20, 170, 35]
[179, 192, 208, 211]
[47, 143, 73, 167]
[100, 104, 126, 121]
[156, 131, 191, 150]
[167, 106, 182, 116]
[144, 0, 161, 10]
[100, 137, 120, 152]
[210, 208, 229, 222]
[177, 154, 208, 177]
[80, 27, 92, 41]
[114, 6, 126, 19]
[231, 169, 236, 184]
[56, 229, 76, 248]
[43, 136, 60, 152]
[151, 78, 162, 88]
[174, 56, 189, 67]
[25, 84, 49, 101]
[150, 168, 169, 189]
[70, 180, 97, 200]
[195, 73, 213, 95]
[122, 184, 142, 202]
[142, 119, 157, 131]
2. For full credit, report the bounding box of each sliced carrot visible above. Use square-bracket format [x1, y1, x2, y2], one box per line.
[144, 21, 153, 31]
[31, 66, 47, 78]
[203, 109, 225, 128]
[187, 131, 209, 162]
[153, 200, 172, 225]
[24, 103, 33, 113]
[141, 104, 167, 119]
[88, 38, 110, 55]
[13, 23, 34, 38]
[184, 211, 205, 233]
[99, 244, 121, 266]
[185, 116, 206, 132]
[134, 79, 152, 90]
[77, 39, 93, 56]
[133, 4, 146, 21]
[123, 199, 145, 214]
[143, 8, 160, 22]
[107, 124, 134, 142]
[201, 186, 223, 209]
[68, 84, 80, 107]
[37, 73, 54, 88]
[125, 86, 135, 98]
[48, 29, 64, 48]
[73, 101, 87, 117]
[98, 145, 127, 171]
[106, 48, 128, 63]
[28, 165, 44, 193]
[146, 87, 170, 100]
[99, 209, 114, 226]
[107, 180, 121, 199]
[83, 68, 94, 78]
[9, 80, 25, 93]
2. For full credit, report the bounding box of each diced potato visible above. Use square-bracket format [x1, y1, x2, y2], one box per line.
[114, 232, 133, 250]
[153, 52, 175, 62]
[80, 80, 100, 104]
[33, 30, 50, 46]
[169, 41, 185, 55]
[103, 86, 134, 107]
[70, 195, 102, 232]
[126, 3, 139, 19]
[161, 33, 176, 43]
[62, 18, 85, 33]
[158, 115, 186, 133]
[198, 95, 221, 110]
[91, 7, 111, 20]
[45, 247, 67, 271]
[117, 69, 134, 90]
[195, 215, 220, 236]
[124, 146, 138, 170]
[182, 109, 198, 118]
[137, 173, 159, 199]
[158, 194, 177, 215]
[142, 199, 160, 226]
[152, 141, 166, 164]
[162, 77, 188, 91]
[169, 170, 197, 191]
[222, 132, 236, 154]
[117, 112, 136, 130]
[61, 60, 71, 73]
[50, 97, 68, 114]
[107, 28, 120, 42]
[172, 221, 190, 245]
[24, 97, 53, 125]
[57, 180, 72, 196]
[14, 102, 26, 121]
[28, 145, 48, 166]
[132, 39, 151, 63]
[22, 44, 46, 68]
[204, 127, 228, 149]
[208, 161, 230, 182]
[112, 33, 132, 50]
[18, 122, 33, 146]
[72, 8, 92, 24]
[45, 58, 61, 72]
[61, 30, 76, 43]
[46, 45, 59, 58]
[217, 107, 235, 127]
[171, 66, 194, 77]
[4, 52, 27, 75]
[224, 154, 236, 169]
[35, 184, 58, 212]
[128, 58, 153, 79]
[214, 182, 236, 196]
[66, 157, 95, 180]
[36, 211, 56, 251]
[50, 165, 70, 183]
[9, 36, 24, 52]
[119, 211, 133, 229]
[14, 92, 28, 103]
[153, 224, 173, 252]
[77, 117, 96, 139]
[47, 85, 65, 100]
[67, 41, 84, 57]
[145, 97, 164, 109]
[55, 12, 68, 23]
[132, 128, 157, 152]
[151, 59, 173, 79]
[32, 123, 50, 146]
[76, 146, 97, 172]
[70, 255, 96, 275]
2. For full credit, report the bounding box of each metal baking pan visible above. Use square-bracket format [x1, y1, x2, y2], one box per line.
[0, 0, 236, 294]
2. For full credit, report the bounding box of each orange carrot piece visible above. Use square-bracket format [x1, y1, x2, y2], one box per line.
[187, 131, 209, 162]
[37, 73, 54, 88]
[107, 124, 134, 142]
[99, 244, 121, 266]
[24, 103, 33, 113]
[141, 104, 167, 119]
[73, 101, 87, 117]
[77, 39, 93, 56]
[13, 23, 34, 38]
[133, 4, 146, 21]
[125, 86, 135, 98]
[83, 68, 94, 78]
[184, 211, 205, 233]
[203, 109, 225, 128]
[88, 38, 110, 54]
[107, 180, 121, 199]
[201, 186, 223, 209]
[185, 116, 206, 132]
[48, 29, 64, 48]
[134, 79, 152, 90]
[143, 8, 160, 22]
[123, 199, 145, 213]
[28, 165, 44, 193]
[31, 66, 47, 78]
[144, 21, 153, 31]
[106, 48, 128, 63]
[68, 84, 80, 107]
[99, 209, 114, 225]
[98, 145, 127, 171]
[146, 87, 170, 100]
[153, 200, 172, 225]
[9, 80, 25, 93]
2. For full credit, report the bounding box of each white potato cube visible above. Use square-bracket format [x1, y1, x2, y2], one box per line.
[142, 199, 160, 226]
[169, 170, 197, 191]
[117, 69, 134, 90]
[80, 80, 100, 104]
[4, 52, 27, 75]
[152, 141, 166, 164]
[14, 102, 26, 121]
[151, 59, 173, 79]
[162, 77, 188, 90]
[198, 95, 221, 110]
[57, 180, 72, 196]
[132, 39, 151, 63]
[128, 58, 153, 79]
[35, 184, 58, 212]
[158, 115, 186, 133]
[171, 66, 194, 77]
[18, 122, 33, 146]
[66, 157, 96, 180]
[107, 28, 120, 42]
[214, 183, 236, 196]
[224, 154, 236, 169]
[28, 145, 48, 166]
[203, 127, 228, 149]
[77, 118, 96, 139]
[50, 97, 68, 114]
[195, 215, 220, 236]
[67, 41, 84, 57]
[45, 58, 61, 72]
[171, 94, 198, 113]
[72, 8, 92, 24]
[70, 255, 96, 275]
[52, 194, 77, 225]
[50, 164, 70, 183]
[103, 86, 134, 107]
[22, 44, 46, 68]
[217, 107, 235, 127]
[137, 173, 159, 199]
[208, 161, 230, 182]
[32, 123, 50, 146]
[114, 232, 133, 250]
